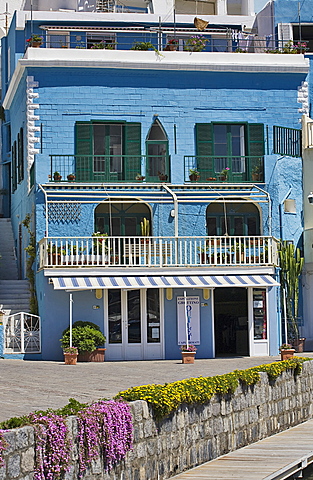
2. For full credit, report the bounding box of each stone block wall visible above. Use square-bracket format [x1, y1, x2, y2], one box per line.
[1, 361, 313, 480]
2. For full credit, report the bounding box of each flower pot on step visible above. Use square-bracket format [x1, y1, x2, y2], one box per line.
[181, 352, 196, 364]
[64, 353, 78, 365]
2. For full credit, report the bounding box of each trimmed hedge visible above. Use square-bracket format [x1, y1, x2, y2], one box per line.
[115, 357, 310, 419]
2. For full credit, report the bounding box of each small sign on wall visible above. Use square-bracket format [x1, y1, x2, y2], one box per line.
[177, 296, 200, 345]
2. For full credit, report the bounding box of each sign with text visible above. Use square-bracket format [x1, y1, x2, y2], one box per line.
[177, 296, 200, 345]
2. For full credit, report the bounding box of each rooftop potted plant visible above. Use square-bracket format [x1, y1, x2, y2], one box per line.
[252, 164, 261, 181]
[184, 35, 207, 52]
[165, 38, 178, 51]
[158, 171, 168, 181]
[180, 344, 197, 364]
[26, 34, 43, 48]
[67, 173, 75, 181]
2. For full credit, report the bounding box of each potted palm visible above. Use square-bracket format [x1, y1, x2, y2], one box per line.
[180, 344, 197, 364]
[53, 171, 62, 181]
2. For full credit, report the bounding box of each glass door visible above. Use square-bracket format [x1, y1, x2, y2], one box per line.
[105, 289, 163, 360]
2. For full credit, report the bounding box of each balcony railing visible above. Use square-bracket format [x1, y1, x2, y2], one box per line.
[49, 155, 170, 183]
[184, 156, 264, 183]
[38, 236, 278, 269]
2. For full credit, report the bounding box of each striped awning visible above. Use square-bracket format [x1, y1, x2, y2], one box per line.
[51, 274, 279, 290]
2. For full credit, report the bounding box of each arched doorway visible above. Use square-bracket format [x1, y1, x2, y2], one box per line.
[145, 119, 169, 182]
[94, 200, 151, 236]
[206, 202, 260, 236]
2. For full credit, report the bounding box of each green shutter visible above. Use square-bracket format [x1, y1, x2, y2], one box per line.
[75, 122, 93, 182]
[195, 123, 214, 180]
[124, 123, 141, 181]
[247, 124, 264, 156]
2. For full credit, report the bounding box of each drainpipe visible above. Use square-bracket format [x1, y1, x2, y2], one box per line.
[38, 184, 49, 236]
[162, 184, 178, 237]
[279, 188, 292, 240]
[254, 185, 272, 236]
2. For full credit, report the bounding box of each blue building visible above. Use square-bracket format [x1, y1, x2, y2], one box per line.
[0, 0, 308, 360]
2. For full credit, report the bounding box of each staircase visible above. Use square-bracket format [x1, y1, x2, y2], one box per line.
[0, 218, 31, 314]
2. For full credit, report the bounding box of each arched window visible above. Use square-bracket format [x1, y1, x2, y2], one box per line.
[145, 119, 169, 182]
[206, 202, 260, 236]
[95, 200, 151, 236]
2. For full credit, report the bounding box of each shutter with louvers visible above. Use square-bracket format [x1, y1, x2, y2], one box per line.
[75, 122, 93, 182]
[247, 123, 264, 180]
[124, 123, 141, 181]
[195, 123, 214, 180]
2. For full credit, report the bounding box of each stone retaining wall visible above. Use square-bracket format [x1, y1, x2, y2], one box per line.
[1, 361, 313, 480]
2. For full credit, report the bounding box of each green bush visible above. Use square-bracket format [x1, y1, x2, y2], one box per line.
[60, 322, 106, 353]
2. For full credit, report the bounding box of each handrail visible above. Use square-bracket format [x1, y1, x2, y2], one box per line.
[38, 235, 279, 269]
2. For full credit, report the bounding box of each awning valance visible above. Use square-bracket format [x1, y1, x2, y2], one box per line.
[51, 274, 279, 290]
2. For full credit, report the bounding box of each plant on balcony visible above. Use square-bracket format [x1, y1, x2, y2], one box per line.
[220, 167, 230, 181]
[252, 164, 261, 181]
[67, 173, 75, 181]
[53, 171, 62, 181]
[91, 41, 116, 49]
[158, 171, 168, 181]
[92, 232, 109, 254]
[131, 41, 158, 52]
[165, 38, 178, 51]
[26, 34, 43, 47]
[184, 35, 207, 52]
[140, 218, 150, 243]
[135, 173, 145, 181]
[189, 168, 200, 181]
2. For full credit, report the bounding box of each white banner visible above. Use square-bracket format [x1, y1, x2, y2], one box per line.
[177, 296, 200, 345]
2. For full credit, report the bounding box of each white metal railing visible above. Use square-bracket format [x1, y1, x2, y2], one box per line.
[3, 312, 41, 353]
[38, 236, 279, 268]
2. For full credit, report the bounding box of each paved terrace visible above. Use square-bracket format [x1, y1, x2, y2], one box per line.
[1, 354, 313, 422]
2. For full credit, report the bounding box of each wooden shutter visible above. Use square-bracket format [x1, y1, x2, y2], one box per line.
[75, 122, 93, 181]
[195, 123, 214, 180]
[124, 123, 141, 181]
[247, 124, 264, 156]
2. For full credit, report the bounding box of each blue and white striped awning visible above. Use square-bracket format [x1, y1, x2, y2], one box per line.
[51, 274, 279, 290]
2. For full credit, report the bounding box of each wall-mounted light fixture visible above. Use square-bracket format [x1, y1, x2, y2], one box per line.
[170, 209, 175, 217]
[308, 192, 313, 203]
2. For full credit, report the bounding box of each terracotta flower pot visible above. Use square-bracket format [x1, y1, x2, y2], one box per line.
[64, 353, 78, 365]
[280, 349, 295, 361]
[78, 348, 106, 362]
[181, 352, 196, 364]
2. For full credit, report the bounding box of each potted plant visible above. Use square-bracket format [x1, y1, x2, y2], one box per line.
[189, 168, 200, 181]
[158, 172, 168, 181]
[53, 171, 62, 181]
[26, 34, 43, 48]
[251, 164, 261, 181]
[92, 232, 109, 256]
[67, 173, 75, 181]
[180, 344, 197, 364]
[63, 346, 78, 365]
[184, 35, 207, 52]
[60, 321, 106, 362]
[279, 343, 295, 361]
[219, 167, 230, 181]
[136, 174, 145, 181]
[131, 41, 157, 51]
[165, 39, 178, 51]
[140, 217, 150, 243]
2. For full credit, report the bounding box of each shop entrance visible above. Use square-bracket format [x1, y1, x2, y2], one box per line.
[214, 287, 249, 356]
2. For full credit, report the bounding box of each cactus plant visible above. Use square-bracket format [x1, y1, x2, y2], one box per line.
[278, 241, 304, 342]
[140, 217, 150, 236]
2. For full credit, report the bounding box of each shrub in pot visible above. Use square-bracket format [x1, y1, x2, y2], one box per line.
[60, 321, 106, 361]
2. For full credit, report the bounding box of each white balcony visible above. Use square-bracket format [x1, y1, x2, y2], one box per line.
[38, 236, 279, 269]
